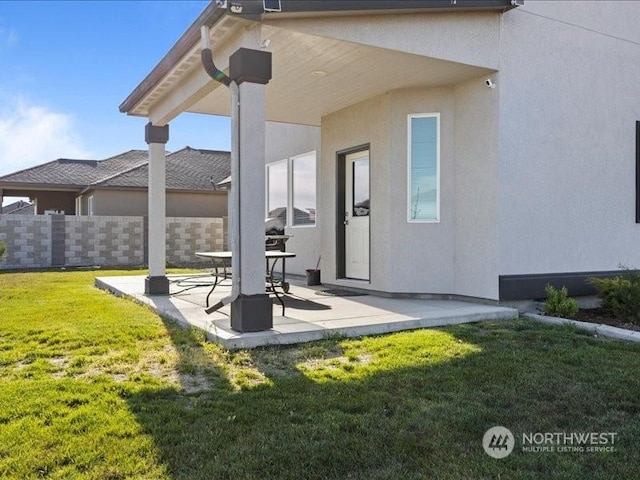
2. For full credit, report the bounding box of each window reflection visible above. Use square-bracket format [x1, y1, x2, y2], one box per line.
[352, 159, 369, 217]
[292, 153, 316, 226]
[267, 161, 287, 229]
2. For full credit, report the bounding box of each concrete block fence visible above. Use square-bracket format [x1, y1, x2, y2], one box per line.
[0, 214, 226, 270]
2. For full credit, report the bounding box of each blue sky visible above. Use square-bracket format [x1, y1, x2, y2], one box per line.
[0, 0, 230, 186]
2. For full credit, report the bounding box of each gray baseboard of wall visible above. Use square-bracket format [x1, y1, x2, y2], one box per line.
[499, 270, 637, 301]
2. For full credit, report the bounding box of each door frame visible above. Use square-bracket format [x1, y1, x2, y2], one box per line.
[336, 144, 370, 281]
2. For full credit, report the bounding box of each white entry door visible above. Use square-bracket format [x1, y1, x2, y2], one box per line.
[345, 151, 370, 280]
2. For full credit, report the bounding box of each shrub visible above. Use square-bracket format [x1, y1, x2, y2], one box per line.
[543, 284, 579, 319]
[0, 241, 5, 261]
[589, 271, 640, 324]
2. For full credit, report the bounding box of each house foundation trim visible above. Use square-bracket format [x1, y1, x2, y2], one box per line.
[499, 270, 638, 301]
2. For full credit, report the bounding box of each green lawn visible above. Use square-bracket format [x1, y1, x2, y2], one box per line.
[0, 270, 639, 479]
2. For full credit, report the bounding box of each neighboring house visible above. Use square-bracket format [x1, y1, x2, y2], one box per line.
[0, 147, 230, 217]
[119, 0, 640, 303]
[0, 200, 34, 215]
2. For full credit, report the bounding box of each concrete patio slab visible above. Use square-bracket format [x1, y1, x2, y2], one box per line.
[96, 274, 518, 349]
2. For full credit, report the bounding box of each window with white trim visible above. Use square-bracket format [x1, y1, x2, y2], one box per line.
[266, 151, 316, 228]
[291, 152, 316, 226]
[266, 160, 287, 228]
[408, 113, 440, 222]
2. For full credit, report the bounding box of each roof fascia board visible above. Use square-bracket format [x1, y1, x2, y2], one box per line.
[147, 65, 218, 126]
[0, 184, 82, 192]
[85, 186, 226, 195]
[119, 2, 227, 115]
[257, 0, 519, 17]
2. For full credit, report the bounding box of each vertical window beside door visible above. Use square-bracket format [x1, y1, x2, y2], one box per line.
[408, 113, 440, 222]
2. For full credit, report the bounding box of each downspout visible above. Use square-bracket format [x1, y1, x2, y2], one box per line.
[200, 25, 240, 314]
[200, 25, 231, 87]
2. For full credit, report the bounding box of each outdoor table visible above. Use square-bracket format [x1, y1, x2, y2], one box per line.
[195, 250, 296, 315]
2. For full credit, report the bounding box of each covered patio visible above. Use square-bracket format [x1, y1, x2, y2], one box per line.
[119, 0, 517, 333]
[96, 275, 517, 349]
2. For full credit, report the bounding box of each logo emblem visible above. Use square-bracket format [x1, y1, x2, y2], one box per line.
[483, 426, 515, 459]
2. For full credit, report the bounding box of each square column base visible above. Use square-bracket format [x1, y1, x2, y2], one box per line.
[145, 275, 170, 295]
[231, 294, 273, 332]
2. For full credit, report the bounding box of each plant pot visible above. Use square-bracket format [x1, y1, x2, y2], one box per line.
[306, 269, 321, 286]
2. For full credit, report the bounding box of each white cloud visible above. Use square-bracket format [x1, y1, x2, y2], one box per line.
[0, 97, 90, 176]
[0, 25, 17, 51]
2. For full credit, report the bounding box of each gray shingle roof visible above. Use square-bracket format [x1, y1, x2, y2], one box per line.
[0, 148, 230, 192]
[0, 150, 148, 187]
[1, 200, 34, 214]
[92, 147, 230, 191]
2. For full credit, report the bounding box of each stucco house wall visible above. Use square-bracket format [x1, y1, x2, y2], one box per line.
[321, 83, 501, 299]
[166, 191, 228, 218]
[265, 122, 321, 276]
[453, 76, 500, 300]
[34, 191, 77, 214]
[315, 2, 640, 300]
[321, 93, 391, 291]
[267, 11, 502, 70]
[498, 1, 640, 277]
[387, 87, 458, 295]
[83, 189, 227, 218]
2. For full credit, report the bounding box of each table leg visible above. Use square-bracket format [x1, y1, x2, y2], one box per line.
[267, 258, 285, 316]
[205, 261, 221, 308]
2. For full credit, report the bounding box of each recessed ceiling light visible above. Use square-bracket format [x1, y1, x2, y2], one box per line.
[311, 70, 327, 77]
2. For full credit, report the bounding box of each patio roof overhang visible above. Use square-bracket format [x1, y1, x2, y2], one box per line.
[120, 0, 519, 126]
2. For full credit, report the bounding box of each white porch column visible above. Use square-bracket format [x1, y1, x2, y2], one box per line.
[237, 81, 267, 295]
[144, 122, 170, 295]
[227, 47, 273, 332]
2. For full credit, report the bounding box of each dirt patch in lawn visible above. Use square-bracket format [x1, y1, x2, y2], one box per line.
[573, 308, 640, 332]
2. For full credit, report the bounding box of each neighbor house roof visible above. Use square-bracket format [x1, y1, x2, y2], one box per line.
[119, 0, 520, 116]
[0, 148, 230, 194]
[87, 147, 231, 192]
[0, 150, 148, 189]
[1, 200, 34, 215]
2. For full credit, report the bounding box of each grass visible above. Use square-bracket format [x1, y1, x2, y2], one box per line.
[1, 270, 639, 479]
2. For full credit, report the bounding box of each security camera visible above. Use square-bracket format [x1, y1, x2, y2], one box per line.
[485, 79, 496, 89]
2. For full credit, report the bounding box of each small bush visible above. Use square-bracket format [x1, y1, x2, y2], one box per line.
[589, 272, 640, 324]
[0, 241, 6, 260]
[543, 284, 579, 319]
